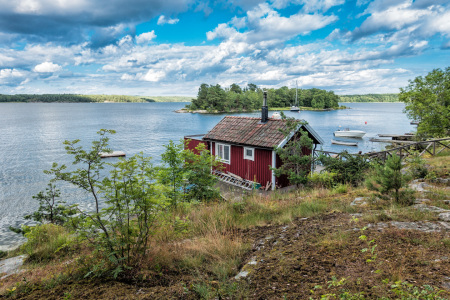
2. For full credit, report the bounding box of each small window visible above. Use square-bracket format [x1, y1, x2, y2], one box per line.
[244, 147, 254, 161]
[216, 143, 231, 164]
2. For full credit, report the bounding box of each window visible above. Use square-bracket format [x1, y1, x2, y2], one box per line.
[216, 143, 230, 164]
[244, 147, 254, 161]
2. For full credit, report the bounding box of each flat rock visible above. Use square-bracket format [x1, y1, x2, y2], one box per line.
[390, 221, 447, 232]
[414, 198, 430, 204]
[439, 212, 450, 222]
[409, 182, 434, 192]
[0, 255, 27, 279]
[369, 221, 448, 232]
[351, 197, 368, 206]
[412, 204, 449, 213]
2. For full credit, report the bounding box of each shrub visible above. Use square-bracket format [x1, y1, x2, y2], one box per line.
[310, 171, 337, 189]
[319, 151, 371, 186]
[407, 152, 428, 179]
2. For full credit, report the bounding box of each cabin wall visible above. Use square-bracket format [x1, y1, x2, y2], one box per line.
[184, 138, 209, 155]
[211, 142, 273, 186]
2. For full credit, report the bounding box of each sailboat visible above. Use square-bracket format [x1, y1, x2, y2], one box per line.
[290, 81, 300, 112]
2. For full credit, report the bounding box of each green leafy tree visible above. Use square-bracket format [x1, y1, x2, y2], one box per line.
[399, 67, 450, 138]
[271, 113, 313, 187]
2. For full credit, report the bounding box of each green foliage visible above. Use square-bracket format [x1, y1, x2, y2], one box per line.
[310, 171, 337, 188]
[187, 83, 340, 112]
[183, 142, 222, 201]
[100, 153, 167, 267]
[0, 250, 6, 259]
[406, 152, 428, 179]
[399, 66, 450, 138]
[319, 152, 371, 186]
[159, 140, 187, 207]
[365, 154, 411, 204]
[339, 93, 399, 103]
[22, 224, 74, 262]
[25, 183, 77, 225]
[159, 140, 222, 205]
[271, 113, 313, 187]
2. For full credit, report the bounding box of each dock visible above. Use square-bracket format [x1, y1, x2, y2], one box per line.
[99, 151, 126, 158]
[377, 133, 415, 141]
[370, 138, 416, 145]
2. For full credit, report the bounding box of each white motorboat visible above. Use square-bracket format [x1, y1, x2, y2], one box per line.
[333, 128, 366, 138]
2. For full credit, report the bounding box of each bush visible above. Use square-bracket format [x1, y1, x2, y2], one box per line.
[310, 171, 337, 189]
[407, 153, 428, 179]
[319, 151, 371, 186]
[22, 224, 74, 262]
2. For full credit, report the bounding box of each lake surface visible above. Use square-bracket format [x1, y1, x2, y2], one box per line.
[0, 102, 414, 250]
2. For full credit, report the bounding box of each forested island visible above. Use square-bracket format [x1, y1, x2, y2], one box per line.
[338, 93, 398, 102]
[0, 94, 192, 103]
[186, 83, 341, 112]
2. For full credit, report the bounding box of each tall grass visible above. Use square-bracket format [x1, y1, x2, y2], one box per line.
[22, 224, 75, 263]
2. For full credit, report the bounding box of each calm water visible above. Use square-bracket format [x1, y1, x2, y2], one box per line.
[0, 102, 414, 249]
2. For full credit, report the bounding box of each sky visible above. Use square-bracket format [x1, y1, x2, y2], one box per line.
[0, 0, 449, 96]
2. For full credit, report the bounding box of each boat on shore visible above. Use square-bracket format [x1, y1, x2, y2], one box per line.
[333, 128, 366, 138]
[331, 139, 358, 146]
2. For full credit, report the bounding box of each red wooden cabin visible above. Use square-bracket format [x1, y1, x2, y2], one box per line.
[185, 92, 323, 190]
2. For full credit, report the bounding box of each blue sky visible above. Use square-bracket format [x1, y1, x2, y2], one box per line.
[0, 0, 449, 96]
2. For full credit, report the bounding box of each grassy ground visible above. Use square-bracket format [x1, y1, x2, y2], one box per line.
[1, 153, 449, 299]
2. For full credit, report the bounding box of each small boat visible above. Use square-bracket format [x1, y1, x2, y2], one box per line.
[331, 139, 358, 146]
[334, 128, 366, 138]
[290, 106, 300, 112]
[98, 151, 126, 158]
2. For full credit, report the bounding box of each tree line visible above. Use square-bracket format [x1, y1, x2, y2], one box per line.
[187, 83, 340, 112]
[0, 94, 155, 103]
[338, 94, 399, 102]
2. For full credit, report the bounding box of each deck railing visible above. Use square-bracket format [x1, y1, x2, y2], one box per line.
[314, 137, 450, 163]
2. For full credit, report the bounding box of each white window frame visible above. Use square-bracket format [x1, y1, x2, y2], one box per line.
[215, 143, 231, 164]
[243, 147, 254, 161]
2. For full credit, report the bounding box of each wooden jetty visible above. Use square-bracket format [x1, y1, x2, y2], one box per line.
[99, 151, 126, 158]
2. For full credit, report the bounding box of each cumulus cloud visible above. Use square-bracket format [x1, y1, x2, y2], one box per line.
[142, 69, 166, 82]
[33, 62, 62, 73]
[136, 31, 156, 44]
[157, 15, 180, 25]
[207, 3, 337, 44]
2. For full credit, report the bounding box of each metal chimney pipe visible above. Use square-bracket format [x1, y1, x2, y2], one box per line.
[261, 91, 268, 123]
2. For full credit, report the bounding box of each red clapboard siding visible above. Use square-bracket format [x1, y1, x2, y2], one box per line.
[185, 138, 209, 155]
[212, 142, 273, 186]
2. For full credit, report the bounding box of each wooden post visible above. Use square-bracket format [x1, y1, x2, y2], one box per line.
[433, 141, 435, 156]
